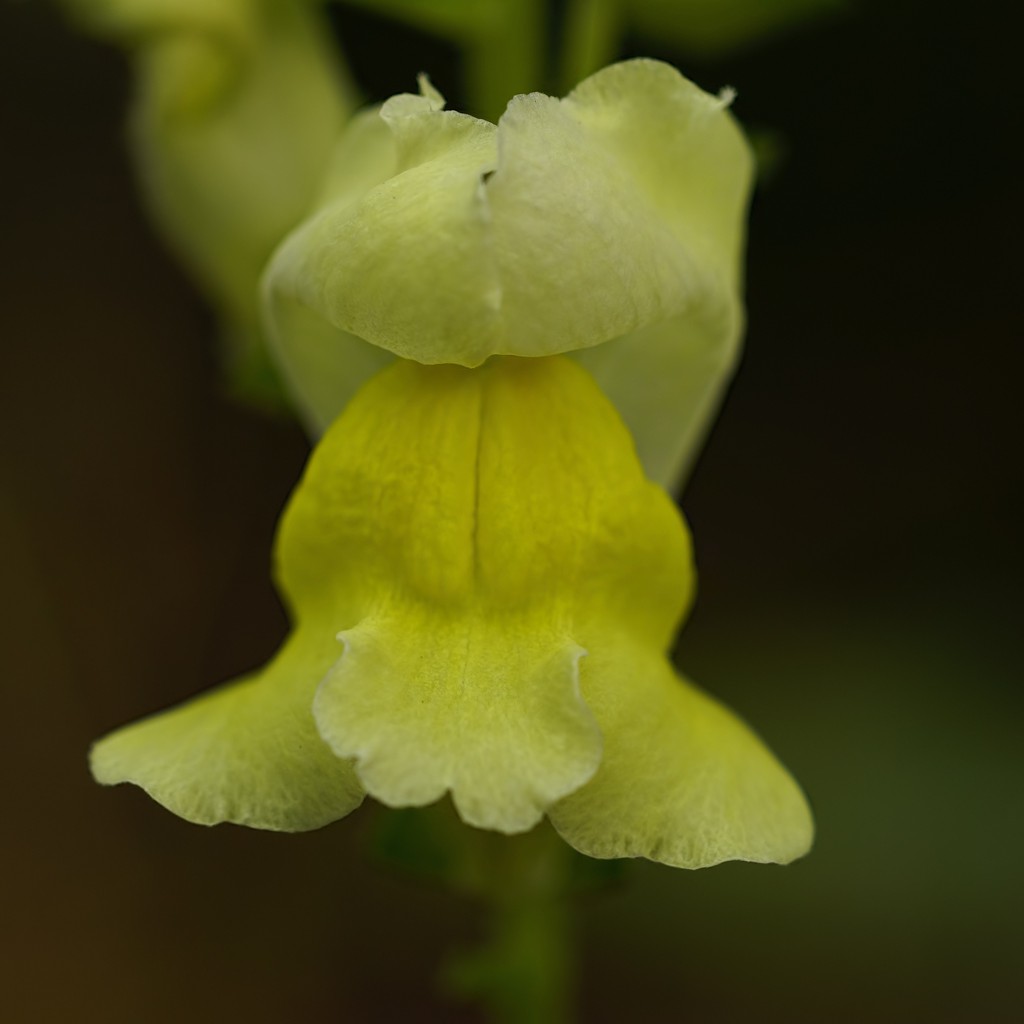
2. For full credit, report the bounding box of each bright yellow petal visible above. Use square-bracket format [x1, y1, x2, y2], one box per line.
[273, 356, 688, 830]
[549, 639, 814, 867]
[90, 628, 365, 830]
[94, 353, 810, 857]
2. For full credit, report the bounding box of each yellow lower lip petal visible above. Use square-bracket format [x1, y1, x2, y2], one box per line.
[92, 354, 812, 865]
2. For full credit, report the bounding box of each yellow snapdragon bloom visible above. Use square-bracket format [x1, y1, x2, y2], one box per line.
[265, 59, 752, 491]
[92, 355, 812, 868]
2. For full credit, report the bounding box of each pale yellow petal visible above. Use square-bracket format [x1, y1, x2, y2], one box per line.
[572, 307, 741, 487]
[315, 612, 597, 833]
[549, 639, 814, 867]
[90, 628, 365, 830]
[263, 61, 751, 487]
[265, 89, 499, 374]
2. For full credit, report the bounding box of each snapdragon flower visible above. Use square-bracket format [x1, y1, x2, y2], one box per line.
[92, 355, 813, 868]
[88, 53, 812, 870]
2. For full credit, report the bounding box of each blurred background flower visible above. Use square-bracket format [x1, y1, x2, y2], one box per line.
[0, 1, 1020, 1021]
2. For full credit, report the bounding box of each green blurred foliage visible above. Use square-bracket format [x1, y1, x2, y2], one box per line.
[628, 0, 846, 55]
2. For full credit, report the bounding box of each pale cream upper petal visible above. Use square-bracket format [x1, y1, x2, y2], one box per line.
[264, 60, 751, 489]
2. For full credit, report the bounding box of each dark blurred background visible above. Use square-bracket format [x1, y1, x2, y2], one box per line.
[1, 1, 1021, 1021]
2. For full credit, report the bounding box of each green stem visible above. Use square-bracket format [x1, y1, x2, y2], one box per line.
[464, 0, 547, 120]
[444, 824, 576, 1024]
[557, 0, 622, 94]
